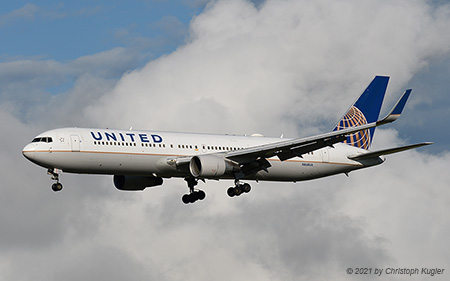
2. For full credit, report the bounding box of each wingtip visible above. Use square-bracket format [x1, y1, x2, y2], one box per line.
[377, 89, 412, 125]
[391, 89, 411, 115]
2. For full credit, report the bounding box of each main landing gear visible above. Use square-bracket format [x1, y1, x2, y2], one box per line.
[48, 168, 63, 192]
[182, 177, 206, 204]
[182, 178, 252, 203]
[227, 180, 251, 197]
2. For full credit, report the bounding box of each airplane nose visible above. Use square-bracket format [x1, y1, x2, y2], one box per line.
[22, 144, 36, 161]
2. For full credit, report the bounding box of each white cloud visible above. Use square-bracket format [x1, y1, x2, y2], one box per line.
[2, 0, 450, 280]
[86, 0, 450, 137]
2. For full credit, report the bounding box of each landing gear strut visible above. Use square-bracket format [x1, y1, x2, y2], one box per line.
[48, 168, 63, 192]
[227, 180, 251, 197]
[182, 177, 206, 204]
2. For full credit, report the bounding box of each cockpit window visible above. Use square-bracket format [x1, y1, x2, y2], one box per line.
[31, 137, 53, 143]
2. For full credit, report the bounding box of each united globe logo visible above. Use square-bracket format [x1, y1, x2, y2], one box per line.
[335, 106, 371, 149]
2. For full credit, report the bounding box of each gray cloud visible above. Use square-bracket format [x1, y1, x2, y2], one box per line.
[0, 47, 145, 126]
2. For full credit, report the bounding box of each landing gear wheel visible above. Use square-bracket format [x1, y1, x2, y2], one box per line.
[197, 190, 206, 200]
[182, 178, 206, 204]
[227, 181, 251, 198]
[52, 182, 63, 192]
[182, 190, 206, 204]
[182, 194, 191, 204]
[234, 185, 243, 196]
[242, 183, 251, 193]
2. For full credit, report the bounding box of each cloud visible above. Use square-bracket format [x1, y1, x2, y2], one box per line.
[113, 15, 190, 61]
[86, 0, 450, 137]
[0, 3, 107, 24]
[71, 47, 144, 78]
[2, 0, 450, 280]
[81, 0, 449, 279]
[0, 47, 145, 125]
[0, 3, 39, 27]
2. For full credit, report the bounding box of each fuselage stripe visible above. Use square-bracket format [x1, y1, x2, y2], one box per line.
[25, 149, 363, 167]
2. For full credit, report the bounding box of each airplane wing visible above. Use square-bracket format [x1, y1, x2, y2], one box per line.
[225, 90, 411, 165]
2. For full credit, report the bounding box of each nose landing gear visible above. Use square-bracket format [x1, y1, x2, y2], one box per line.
[48, 168, 63, 192]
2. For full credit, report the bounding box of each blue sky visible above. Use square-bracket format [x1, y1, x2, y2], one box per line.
[1, 1, 450, 280]
[0, 1, 207, 116]
[0, 1, 204, 61]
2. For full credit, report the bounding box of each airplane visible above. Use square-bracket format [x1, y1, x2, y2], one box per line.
[22, 76, 431, 204]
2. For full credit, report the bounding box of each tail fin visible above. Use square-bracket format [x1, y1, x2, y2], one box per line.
[333, 76, 389, 150]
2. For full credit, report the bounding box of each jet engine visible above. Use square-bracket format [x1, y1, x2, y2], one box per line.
[113, 175, 163, 191]
[189, 155, 236, 178]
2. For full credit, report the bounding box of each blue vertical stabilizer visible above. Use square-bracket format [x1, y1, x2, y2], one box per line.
[333, 76, 389, 149]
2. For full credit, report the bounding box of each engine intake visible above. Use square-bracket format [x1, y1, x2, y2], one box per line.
[189, 155, 236, 178]
[113, 175, 163, 191]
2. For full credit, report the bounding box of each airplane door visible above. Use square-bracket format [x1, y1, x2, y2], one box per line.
[70, 135, 81, 152]
[322, 148, 329, 163]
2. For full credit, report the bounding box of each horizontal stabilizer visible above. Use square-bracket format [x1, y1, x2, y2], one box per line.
[348, 142, 432, 161]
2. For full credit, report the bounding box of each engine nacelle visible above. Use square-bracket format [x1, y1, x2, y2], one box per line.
[113, 175, 163, 191]
[189, 155, 235, 178]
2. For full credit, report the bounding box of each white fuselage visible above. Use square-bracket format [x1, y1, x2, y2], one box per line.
[22, 127, 383, 182]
